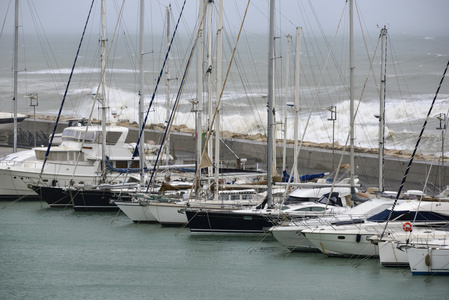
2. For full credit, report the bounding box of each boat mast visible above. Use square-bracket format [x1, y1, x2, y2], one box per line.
[378, 26, 387, 192]
[206, 0, 213, 187]
[139, 0, 145, 185]
[195, 0, 205, 196]
[267, 0, 275, 207]
[214, 0, 223, 200]
[282, 34, 291, 174]
[100, 0, 107, 182]
[292, 27, 301, 183]
[13, 0, 18, 153]
[349, 0, 356, 196]
[165, 5, 171, 167]
[271, 20, 277, 175]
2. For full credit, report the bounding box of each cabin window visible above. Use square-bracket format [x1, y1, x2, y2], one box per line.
[35, 150, 83, 161]
[292, 207, 325, 212]
[310, 207, 325, 211]
[218, 195, 229, 201]
[116, 161, 127, 169]
[116, 161, 139, 169]
[79, 131, 97, 142]
[61, 128, 99, 143]
[61, 129, 77, 141]
[131, 161, 139, 168]
[293, 207, 310, 211]
[106, 132, 122, 145]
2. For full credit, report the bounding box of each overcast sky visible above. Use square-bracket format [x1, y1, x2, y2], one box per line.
[1, 0, 448, 39]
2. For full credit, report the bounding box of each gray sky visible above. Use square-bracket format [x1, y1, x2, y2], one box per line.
[1, 0, 448, 38]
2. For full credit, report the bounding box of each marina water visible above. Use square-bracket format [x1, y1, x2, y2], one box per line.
[1, 201, 447, 300]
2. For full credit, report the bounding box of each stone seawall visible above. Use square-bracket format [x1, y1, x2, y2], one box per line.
[13, 118, 449, 192]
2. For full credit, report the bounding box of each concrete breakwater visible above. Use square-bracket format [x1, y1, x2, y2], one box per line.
[9, 118, 449, 193]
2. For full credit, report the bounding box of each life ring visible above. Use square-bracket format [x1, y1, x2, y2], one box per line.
[403, 222, 412, 232]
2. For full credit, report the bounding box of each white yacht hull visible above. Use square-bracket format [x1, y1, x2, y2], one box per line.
[114, 201, 158, 223]
[147, 202, 188, 225]
[408, 246, 449, 275]
[270, 225, 317, 251]
[378, 241, 409, 267]
[305, 224, 448, 258]
[0, 163, 102, 199]
[302, 201, 449, 258]
[269, 198, 401, 252]
[0, 158, 136, 200]
[304, 230, 380, 257]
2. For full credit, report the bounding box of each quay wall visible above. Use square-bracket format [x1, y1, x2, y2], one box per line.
[14, 119, 449, 191]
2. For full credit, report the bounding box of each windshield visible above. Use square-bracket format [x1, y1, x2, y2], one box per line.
[62, 128, 99, 143]
[316, 192, 342, 207]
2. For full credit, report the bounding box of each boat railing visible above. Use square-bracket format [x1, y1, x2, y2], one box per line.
[0, 158, 24, 167]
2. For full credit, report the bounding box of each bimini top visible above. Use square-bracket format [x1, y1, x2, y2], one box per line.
[366, 200, 449, 223]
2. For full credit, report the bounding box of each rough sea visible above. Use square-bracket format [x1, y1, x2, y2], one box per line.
[0, 27, 448, 157]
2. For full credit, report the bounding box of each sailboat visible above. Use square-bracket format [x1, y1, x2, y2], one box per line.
[375, 179, 449, 267]
[406, 229, 449, 275]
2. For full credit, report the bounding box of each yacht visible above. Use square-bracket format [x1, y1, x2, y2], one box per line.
[407, 237, 449, 275]
[269, 197, 397, 252]
[301, 200, 449, 258]
[0, 124, 162, 200]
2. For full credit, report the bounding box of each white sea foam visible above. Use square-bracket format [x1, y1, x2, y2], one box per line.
[108, 89, 449, 157]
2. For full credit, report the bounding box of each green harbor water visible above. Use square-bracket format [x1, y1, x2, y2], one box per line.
[0, 201, 447, 300]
